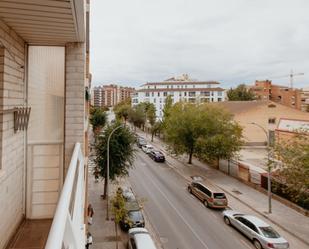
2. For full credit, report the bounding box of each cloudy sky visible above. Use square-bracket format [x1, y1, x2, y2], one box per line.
[90, 0, 309, 89]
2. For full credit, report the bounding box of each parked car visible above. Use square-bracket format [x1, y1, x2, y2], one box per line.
[149, 150, 165, 162]
[122, 187, 136, 202]
[223, 210, 289, 249]
[120, 191, 145, 231]
[142, 144, 154, 154]
[137, 138, 147, 148]
[128, 228, 157, 249]
[120, 209, 145, 231]
[187, 180, 228, 209]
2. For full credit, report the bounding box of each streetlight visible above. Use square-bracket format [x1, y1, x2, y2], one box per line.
[106, 124, 124, 220]
[250, 122, 272, 214]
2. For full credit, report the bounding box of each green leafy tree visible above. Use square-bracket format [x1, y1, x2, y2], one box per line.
[164, 102, 243, 164]
[150, 121, 163, 142]
[114, 104, 132, 123]
[111, 187, 127, 249]
[94, 123, 136, 199]
[274, 131, 309, 204]
[227, 84, 255, 101]
[89, 107, 107, 135]
[162, 95, 173, 124]
[128, 105, 146, 130]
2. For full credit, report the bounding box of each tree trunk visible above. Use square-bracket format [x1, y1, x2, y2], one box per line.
[102, 171, 108, 199]
[215, 157, 220, 169]
[188, 152, 193, 164]
[151, 132, 154, 142]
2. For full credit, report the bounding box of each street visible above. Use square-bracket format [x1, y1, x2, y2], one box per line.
[129, 150, 255, 249]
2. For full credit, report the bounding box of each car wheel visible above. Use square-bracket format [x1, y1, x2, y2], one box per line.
[224, 216, 231, 225]
[253, 239, 262, 249]
[204, 200, 209, 208]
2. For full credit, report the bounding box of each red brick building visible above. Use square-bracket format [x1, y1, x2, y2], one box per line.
[250, 80, 308, 112]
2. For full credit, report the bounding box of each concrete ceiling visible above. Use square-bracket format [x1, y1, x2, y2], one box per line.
[0, 0, 85, 45]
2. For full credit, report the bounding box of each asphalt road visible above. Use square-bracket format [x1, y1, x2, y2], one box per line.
[128, 150, 255, 249]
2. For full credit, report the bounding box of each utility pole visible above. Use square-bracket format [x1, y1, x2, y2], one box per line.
[250, 122, 272, 213]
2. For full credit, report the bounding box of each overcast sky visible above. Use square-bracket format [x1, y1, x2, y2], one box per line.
[90, 0, 309, 89]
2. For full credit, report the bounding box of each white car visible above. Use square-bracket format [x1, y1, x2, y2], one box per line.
[142, 144, 154, 154]
[128, 228, 157, 249]
[223, 210, 289, 249]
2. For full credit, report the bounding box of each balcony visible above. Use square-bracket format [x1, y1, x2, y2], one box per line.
[6, 143, 86, 249]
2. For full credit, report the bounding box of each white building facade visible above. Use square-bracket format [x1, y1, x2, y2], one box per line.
[132, 75, 226, 119]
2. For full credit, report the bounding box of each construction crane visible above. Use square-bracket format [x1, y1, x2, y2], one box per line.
[269, 70, 304, 89]
[289, 70, 304, 89]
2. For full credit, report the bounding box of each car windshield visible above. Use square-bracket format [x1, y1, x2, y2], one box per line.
[128, 211, 143, 222]
[259, 226, 281, 238]
[214, 193, 226, 199]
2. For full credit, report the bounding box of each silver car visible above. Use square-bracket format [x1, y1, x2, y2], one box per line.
[223, 210, 289, 249]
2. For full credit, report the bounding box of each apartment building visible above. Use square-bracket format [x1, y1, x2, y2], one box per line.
[132, 74, 225, 119]
[250, 80, 309, 112]
[92, 84, 134, 108]
[0, 1, 90, 248]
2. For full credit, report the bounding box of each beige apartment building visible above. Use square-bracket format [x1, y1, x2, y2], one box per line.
[0, 1, 90, 248]
[92, 84, 134, 108]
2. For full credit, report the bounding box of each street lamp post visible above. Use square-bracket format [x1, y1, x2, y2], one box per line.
[106, 124, 124, 220]
[250, 122, 272, 214]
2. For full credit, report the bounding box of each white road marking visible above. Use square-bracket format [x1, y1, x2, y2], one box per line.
[141, 165, 211, 249]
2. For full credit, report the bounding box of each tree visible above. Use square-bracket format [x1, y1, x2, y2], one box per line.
[128, 105, 146, 130]
[274, 131, 309, 204]
[150, 121, 163, 142]
[227, 84, 255, 101]
[114, 104, 132, 124]
[164, 102, 243, 164]
[111, 187, 127, 249]
[89, 107, 107, 135]
[94, 123, 136, 199]
[114, 99, 132, 123]
[162, 95, 173, 124]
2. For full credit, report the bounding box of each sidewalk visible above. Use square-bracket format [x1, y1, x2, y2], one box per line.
[88, 158, 127, 249]
[137, 130, 309, 246]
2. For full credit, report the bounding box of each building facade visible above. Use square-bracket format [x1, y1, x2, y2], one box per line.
[93, 84, 134, 108]
[132, 74, 226, 119]
[0, 1, 90, 248]
[250, 80, 309, 112]
[215, 101, 309, 145]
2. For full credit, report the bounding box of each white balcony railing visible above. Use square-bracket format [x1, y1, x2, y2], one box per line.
[45, 143, 86, 249]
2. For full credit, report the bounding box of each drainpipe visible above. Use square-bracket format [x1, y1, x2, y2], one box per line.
[23, 43, 29, 217]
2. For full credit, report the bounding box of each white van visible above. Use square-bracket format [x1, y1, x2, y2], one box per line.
[128, 228, 157, 249]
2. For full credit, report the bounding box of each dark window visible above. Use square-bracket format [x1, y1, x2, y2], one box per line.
[145, 92, 149, 97]
[158, 92, 160, 97]
[268, 117, 276, 124]
[152, 92, 154, 97]
[197, 184, 211, 196]
[188, 91, 196, 97]
[214, 193, 226, 199]
[218, 98, 222, 102]
[184, 92, 187, 96]
[163, 92, 167, 96]
[245, 220, 259, 234]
